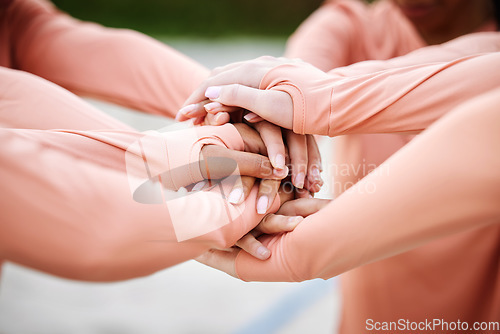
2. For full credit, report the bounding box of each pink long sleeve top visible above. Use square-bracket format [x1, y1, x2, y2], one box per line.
[235, 86, 500, 329]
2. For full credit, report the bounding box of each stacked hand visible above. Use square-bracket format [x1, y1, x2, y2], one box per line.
[177, 57, 330, 269]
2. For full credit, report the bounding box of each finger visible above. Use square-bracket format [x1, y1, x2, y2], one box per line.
[277, 198, 331, 217]
[278, 178, 295, 204]
[195, 248, 238, 278]
[304, 178, 321, 194]
[200, 145, 288, 180]
[255, 214, 304, 234]
[285, 130, 308, 189]
[235, 233, 271, 260]
[205, 112, 230, 126]
[306, 135, 324, 191]
[253, 121, 286, 170]
[204, 85, 293, 129]
[181, 61, 263, 111]
[228, 176, 256, 205]
[176, 100, 211, 121]
[256, 179, 281, 214]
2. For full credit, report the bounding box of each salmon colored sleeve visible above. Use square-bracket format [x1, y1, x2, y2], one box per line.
[10, 123, 243, 189]
[0, 127, 278, 282]
[285, 0, 424, 71]
[235, 88, 500, 282]
[260, 52, 500, 136]
[332, 32, 500, 76]
[6, 0, 208, 118]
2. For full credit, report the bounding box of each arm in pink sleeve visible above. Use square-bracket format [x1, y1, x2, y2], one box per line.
[332, 32, 500, 76]
[235, 88, 500, 282]
[285, 0, 358, 70]
[260, 52, 500, 136]
[7, 0, 208, 117]
[0, 126, 278, 282]
[285, 0, 424, 71]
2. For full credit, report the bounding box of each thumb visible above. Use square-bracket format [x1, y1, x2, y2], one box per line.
[205, 85, 293, 129]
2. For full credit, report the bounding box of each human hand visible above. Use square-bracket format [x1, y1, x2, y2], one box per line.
[196, 197, 331, 273]
[201, 118, 323, 197]
[176, 56, 307, 129]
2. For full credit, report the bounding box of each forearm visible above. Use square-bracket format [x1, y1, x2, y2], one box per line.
[0, 128, 275, 281]
[333, 32, 500, 76]
[235, 89, 500, 281]
[261, 52, 500, 136]
[9, 0, 208, 117]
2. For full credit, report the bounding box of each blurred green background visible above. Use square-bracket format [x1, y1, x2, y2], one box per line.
[51, 0, 325, 38]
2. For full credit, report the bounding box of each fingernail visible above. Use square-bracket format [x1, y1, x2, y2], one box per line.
[294, 172, 305, 189]
[257, 196, 269, 214]
[204, 102, 222, 112]
[287, 216, 303, 229]
[308, 193, 314, 198]
[257, 246, 271, 259]
[178, 104, 196, 116]
[228, 188, 243, 204]
[274, 154, 286, 170]
[273, 165, 289, 178]
[214, 113, 225, 125]
[244, 113, 260, 122]
[192, 181, 206, 192]
[193, 117, 204, 125]
[205, 86, 221, 100]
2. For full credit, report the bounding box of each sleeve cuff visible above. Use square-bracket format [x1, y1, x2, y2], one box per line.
[260, 63, 335, 136]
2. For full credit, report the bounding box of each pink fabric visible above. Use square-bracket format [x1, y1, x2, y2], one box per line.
[1, 0, 208, 117]
[0, 126, 279, 281]
[280, 0, 500, 331]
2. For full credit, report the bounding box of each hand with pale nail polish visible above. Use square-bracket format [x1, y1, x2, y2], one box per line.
[176, 57, 324, 197]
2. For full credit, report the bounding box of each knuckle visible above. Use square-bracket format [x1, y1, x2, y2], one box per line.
[258, 55, 276, 61]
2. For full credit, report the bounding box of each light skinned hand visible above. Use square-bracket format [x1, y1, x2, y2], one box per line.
[196, 198, 331, 273]
[176, 56, 309, 129]
[200, 113, 323, 194]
